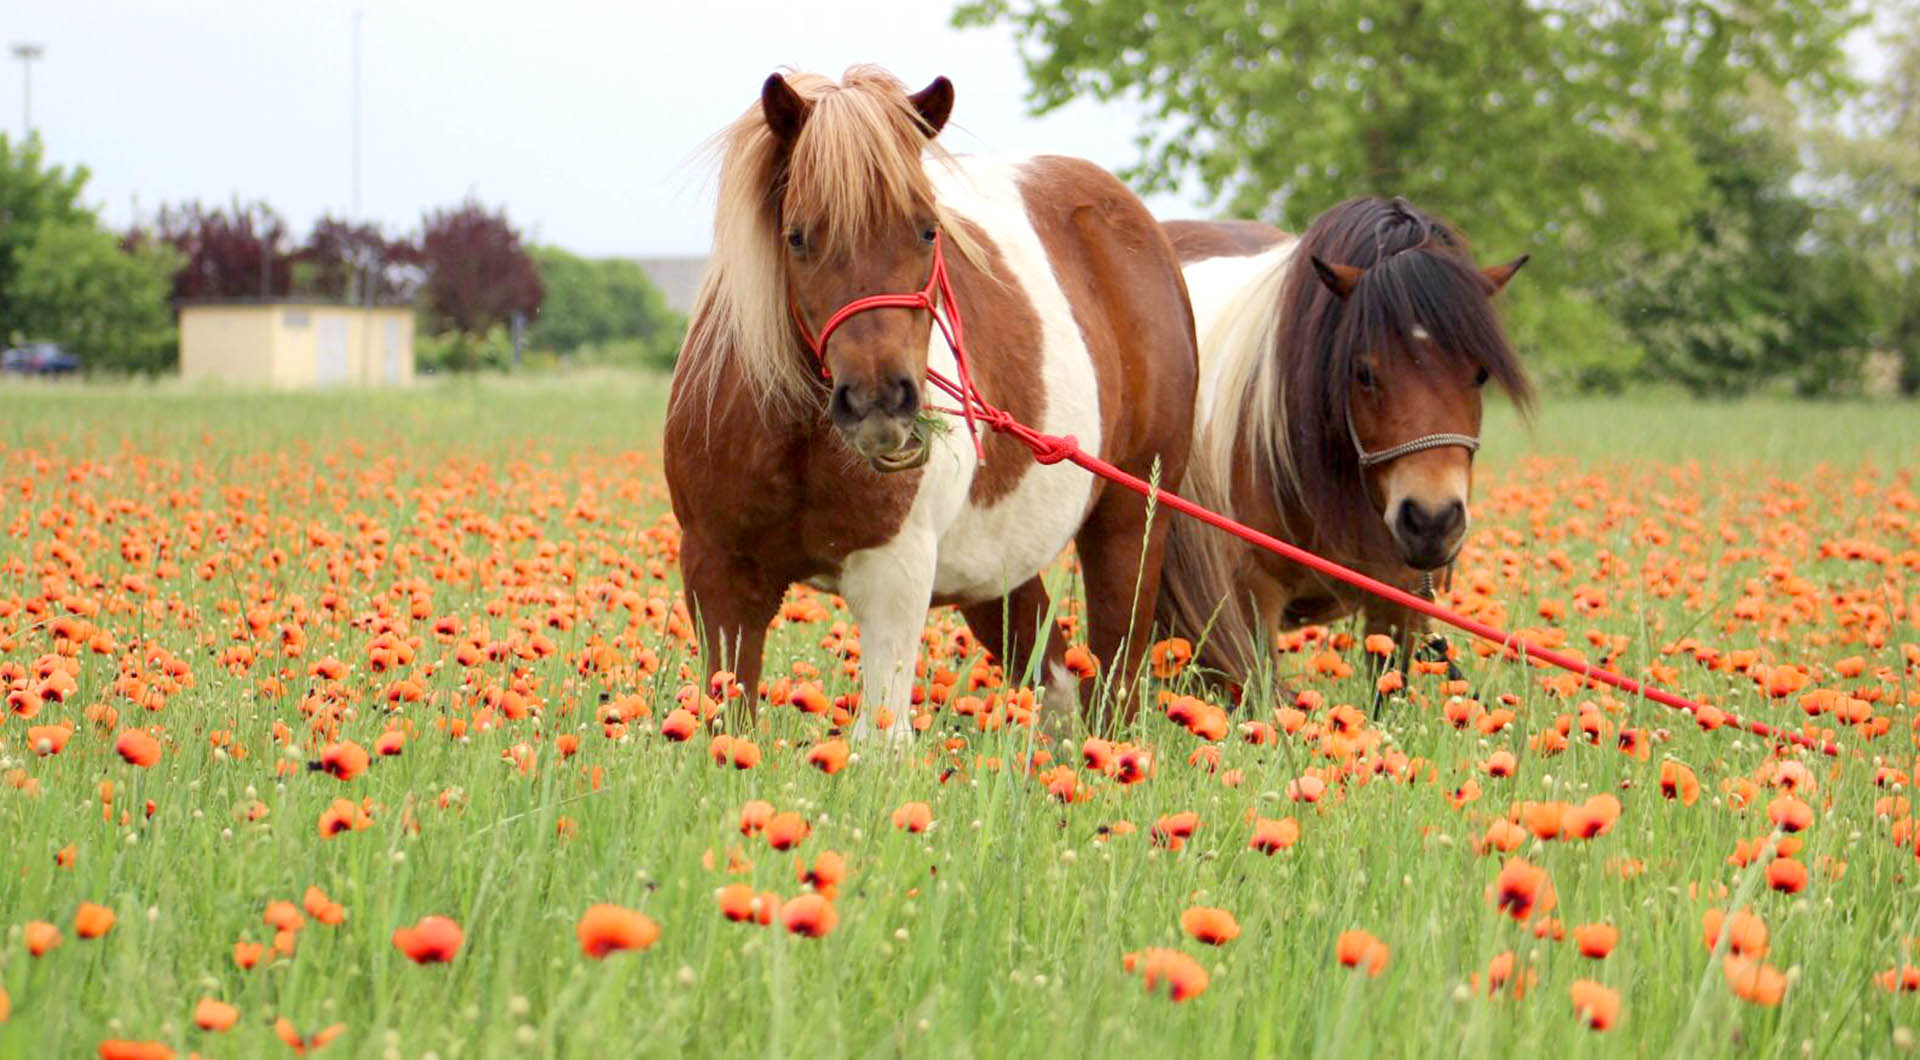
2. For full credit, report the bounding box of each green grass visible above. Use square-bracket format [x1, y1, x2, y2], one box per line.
[1, 378, 1917, 1059]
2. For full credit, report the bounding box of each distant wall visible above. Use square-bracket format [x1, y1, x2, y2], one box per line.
[633, 257, 707, 315]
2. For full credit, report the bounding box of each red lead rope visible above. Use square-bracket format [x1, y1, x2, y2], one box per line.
[788, 238, 1840, 757]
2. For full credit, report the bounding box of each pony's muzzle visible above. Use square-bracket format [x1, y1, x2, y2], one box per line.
[830, 375, 926, 472]
[1391, 496, 1466, 571]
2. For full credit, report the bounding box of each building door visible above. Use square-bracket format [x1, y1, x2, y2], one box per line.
[383, 320, 403, 383]
[315, 318, 349, 384]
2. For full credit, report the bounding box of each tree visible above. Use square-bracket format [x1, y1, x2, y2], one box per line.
[0, 134, 93, 344]
[11, 220, 180, 373]
[297, 216, 424, 303]
[956, 0, 1863, 385]
[527, 246, 684, 368]
[150, 199, 295, 301]
[419, 197, 543, 340]
[1814, 3, 1920, 393]
[1607, 85, 1876, 396]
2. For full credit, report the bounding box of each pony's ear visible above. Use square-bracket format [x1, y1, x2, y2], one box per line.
[1481, 254, 1529, 295]
[1310, 256, 1363, 299]
[761, 73, 812, 143]
[908, 76, 955, 137]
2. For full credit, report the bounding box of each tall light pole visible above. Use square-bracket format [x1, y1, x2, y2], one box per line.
[351, 12, 363, 219]
[10, 43, 44, 139]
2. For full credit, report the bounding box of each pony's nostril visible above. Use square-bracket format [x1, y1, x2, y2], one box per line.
[1437, 499, 1466, 537]
[829, 383, 862, 425]
[893, 375, 920, 417]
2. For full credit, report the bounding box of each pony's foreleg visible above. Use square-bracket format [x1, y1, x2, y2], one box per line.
[839, 530, 939, 747]
[682, 536, 785, 731]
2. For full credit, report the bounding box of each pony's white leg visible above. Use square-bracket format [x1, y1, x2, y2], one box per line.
[841, 529, 938, 747]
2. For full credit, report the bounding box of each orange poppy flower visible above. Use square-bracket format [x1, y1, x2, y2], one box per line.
[660, 708, 698, 741]
[302, 886, 346, 926]
[1563, 794, 1621, 839]
[738, 800, 775, 836]
[193, 997, 239, 1031]
[1659, 761, 1700, 806]
[96, 1042, 175, 1060]
[891, 801, 933, 833]
[1765, 794, 1813, 833]
[1573, 923, 1618, 959]
[233, 940, 265, 969]
[806, 739, 849, 774]
[1249, 816, 1300, 854]
[1568, 979, 1620, 1030]
[317, 740, 369, 781]
[317, 798, 372, 837]
[113, 729, 161, 768]
[1480, 750, 1517, 777]
[781, 893, 838, 938]
[273, 1018, 346, 1054]
[1149, 638, 1192, 679]
[800, 850, 845, 895]
[1181, 906, 1240, 945]
[1150, 812, 1201, 850]
[764, 812, 811, 850]
[1520, 801, 1567, 840]
[74, 902, 116, 939]
[27, 724, 71, 756]
[1475, 819, 1527, 855]
[1335, 929, 1389, 976]
[717, 883, 779, 926]
[1765, 856, 1808, 894]
[25, 920, 61, 957]
[1286, 775, 1327, 803]
[576, 903, 660, 959]
[391, 915, 463, 964]
[1473, 950, 1536, 999]
[1875, 965, 1920, 993]
[1709, 908, 1768, 957]
[374, 730, 406, 756]
[1487, 858, 1556, 921]
[1123, 948, 1210, 1001]
[1722, 955, 1787, 1005]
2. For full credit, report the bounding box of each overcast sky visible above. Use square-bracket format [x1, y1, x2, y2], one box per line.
[5, 0, 1209, 257]
[7, 2, 1895, 260]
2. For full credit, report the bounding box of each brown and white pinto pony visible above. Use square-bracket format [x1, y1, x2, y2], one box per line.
[664, 67, 1197, 741]
[1157, 198, 1532, 687]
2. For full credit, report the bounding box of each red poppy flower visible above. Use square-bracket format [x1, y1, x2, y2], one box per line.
[781, 893, 838, 937]
[1569, 979, 1620, 1030]
[1181, 906, 1240, 945]
[576, 904, 660, 958]
[194, 997, 239, 1031]
[391, 915, 463, 963]
[1123, 948, 1209, 1000]
[74, 902, 116, 939]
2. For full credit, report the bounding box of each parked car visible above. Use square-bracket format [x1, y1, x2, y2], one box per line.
[1, 343, 81, 376]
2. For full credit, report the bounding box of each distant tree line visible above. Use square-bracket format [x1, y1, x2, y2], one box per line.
[0, 138, 685, 376]
[961, 0, 1920, 396]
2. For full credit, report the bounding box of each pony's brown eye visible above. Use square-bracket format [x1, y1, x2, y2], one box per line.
[786, 229, 807, 253]
[1356, 364, 1378, 390]
[1474, 366, 1490, 387]
[919, 224, 938, 245]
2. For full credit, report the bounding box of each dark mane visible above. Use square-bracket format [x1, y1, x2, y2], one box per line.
[1274, 196, 1533, 558]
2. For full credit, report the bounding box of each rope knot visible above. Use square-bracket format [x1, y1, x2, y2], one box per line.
[1030, 433, 1079, 466]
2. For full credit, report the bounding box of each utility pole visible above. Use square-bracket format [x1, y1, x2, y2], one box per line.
[10, 43, 44, 139]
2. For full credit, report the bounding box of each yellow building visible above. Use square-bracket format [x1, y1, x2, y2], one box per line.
[178, 302, 415, 387]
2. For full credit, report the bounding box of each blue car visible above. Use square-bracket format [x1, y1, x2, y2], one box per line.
[1, 343, 81, 375]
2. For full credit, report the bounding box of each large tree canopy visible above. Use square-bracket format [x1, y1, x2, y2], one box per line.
[957, 0, 1868, 387]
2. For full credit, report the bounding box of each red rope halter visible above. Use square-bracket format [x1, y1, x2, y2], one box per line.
[784, 233, 1839, 757]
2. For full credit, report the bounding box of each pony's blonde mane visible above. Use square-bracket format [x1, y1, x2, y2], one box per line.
[681, 66, 982, 419]
[1157, 241, 1302, 681]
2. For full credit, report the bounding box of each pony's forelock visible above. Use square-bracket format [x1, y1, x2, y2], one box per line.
[679, 66, 981, 419]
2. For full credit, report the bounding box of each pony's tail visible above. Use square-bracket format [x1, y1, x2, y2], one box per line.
[1154, 453, 1263, 685]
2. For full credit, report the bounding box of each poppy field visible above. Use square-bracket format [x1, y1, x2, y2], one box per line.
[2, 377, 1919, 1058]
